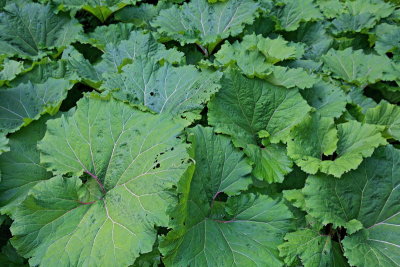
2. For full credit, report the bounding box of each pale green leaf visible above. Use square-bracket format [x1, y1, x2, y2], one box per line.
[265, 65, 318, 89]
[365, 100, 400, 141]
[0, 60, 23, 85]
[288, 113, 387, 177]
[103, 57, 221, 116]
[152, 0, 259, 49]
[373, 23, 400, 55]
[12, 95, 189, 266]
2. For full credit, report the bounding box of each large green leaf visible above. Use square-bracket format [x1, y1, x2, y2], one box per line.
[103, 57, 222, 116]
[152, 0, 259, 51]
[279, 228, 349, 267]
[50, 0, 132, 22]
[0, 116, 53, 215]
[303, 145, 400, 267]
[77, 23, 135, 51]
[11, 95, 189, 266]
[373, 23, 400, 55]
[160, 126, 293, 266]
[274, 0, 323, 32]
[0, 60, 23, 85]
[208, 70, 311, 146]
[301, 80, 348, 118]
[287, 113, 387, 177]
[365, 101, 400, 141]
[0, 3, 82, 59]
[96, 31, 184, 75]
[0, 78, 73, 134]
[322, 48, 396, 85]
[244, 142, 293, 183]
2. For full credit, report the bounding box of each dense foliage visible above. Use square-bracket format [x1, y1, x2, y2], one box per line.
[0, 0, 399, 266]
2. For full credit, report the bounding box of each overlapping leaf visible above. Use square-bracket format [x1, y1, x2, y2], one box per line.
[152, 0, 259, 51]
[0, 79, 73, 134]
[11, 95, 189, 266]
[103, 57, 222, 116]
[303, 145, 400, 267]
[160, 126, 293, 266]
[0, 3, 82, 59]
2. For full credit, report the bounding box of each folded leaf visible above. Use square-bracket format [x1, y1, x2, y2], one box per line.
[365, 100, 400, 141]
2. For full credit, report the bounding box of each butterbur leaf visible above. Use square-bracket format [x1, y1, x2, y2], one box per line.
[152, 0, 259, 51]
[274, 0, 323, 32]
[301, 80, 348, 118]
[77, 23, 135, 51]
[0, 135, 8, 154]
[0, 3, 82, 59]
[12, 96, 189, 266]
[115, 2, 171, 28]
[373, 23, 400, 55]
[279, 228, 349, 267]
[208, 70, 311, 146]
[256, 36, 299, 64]
[245, 142, 293, 183]
[97, 31, 184, 75]
[0, 116, 53, 215]
[303, 145, 400, 267]
[322, 48, 396, 85]
[0, 78, 73, 134]
[160, 126, 293, 266]
[266, 65, 317, 89]
[50, 0, 132, 22]
[103, 57, 222, 117]
[288, 113, 387, 177]
[365, 100, 400, 141]
[0, 60, 23, 85]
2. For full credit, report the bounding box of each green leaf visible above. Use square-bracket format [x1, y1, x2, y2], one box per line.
[12, 96, 189, 266]
[245, 142, 293, 183]
[103, 57, 222, 116]
[0, 78, 73, 134]
[213, 34, 306, 79]
[303, 145, 400, 267]
[373, 23, 400, 55]
[301, 80, 348, 118]
[0, 135, 8, 154]
[77, 23, 135, 51]
[288, 113, 387, 177]
[279, 228, 349, 267]
[0, 3, 82, 59]
[322, 48, 396, 85]
[0, 116, 53, 215]
[275, 0, 323, 32]
[0, 60, 23, 85]
[208, 70, 311, 146]
[50, 0, 132, 22]
[265, 65, 317, 89]
[152, 0, 259, 49]
[97, 31, 184, 75]
[115, 2, 171, 29]
[160, 126, 293, 266]
[365, 100, 400, 141]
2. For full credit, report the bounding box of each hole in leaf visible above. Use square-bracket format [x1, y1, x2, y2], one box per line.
[321, 152, 338, 161]
[214, 192, 228, 203]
